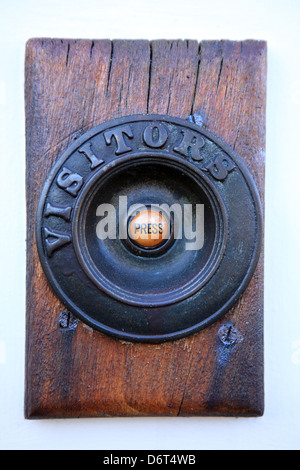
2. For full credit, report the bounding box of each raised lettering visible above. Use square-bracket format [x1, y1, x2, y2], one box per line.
[43, 226, 71, 257]
[205, 155, 235, 181]
[143, 123, 168, 148]
[78, 142, 104, 169]
[44, 202, 72, 221]
[173, 129, 205, 161]
[56, 167, 83, 197]
[103, 125, 133, 155]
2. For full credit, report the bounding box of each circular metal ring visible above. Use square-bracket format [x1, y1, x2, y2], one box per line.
[71, 152, 228, 307]
[36, 114, 262, 342]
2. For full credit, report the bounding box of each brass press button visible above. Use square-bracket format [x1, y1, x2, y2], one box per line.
[128, 209, 169, 248]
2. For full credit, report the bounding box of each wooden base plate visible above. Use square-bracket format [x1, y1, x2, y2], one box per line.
[25, 39, 266, 418]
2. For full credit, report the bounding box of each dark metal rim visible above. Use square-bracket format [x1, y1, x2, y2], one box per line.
[35, 114, 263, 342]
[72, 152, 228, 307]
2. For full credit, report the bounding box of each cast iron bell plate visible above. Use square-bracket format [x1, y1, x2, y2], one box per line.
[36, 114, 262, 343]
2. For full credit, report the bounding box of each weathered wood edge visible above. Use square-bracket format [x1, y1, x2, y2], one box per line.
[24, 38, 266, 419]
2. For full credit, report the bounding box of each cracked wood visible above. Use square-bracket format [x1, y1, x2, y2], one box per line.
[25, 38, 266, 418]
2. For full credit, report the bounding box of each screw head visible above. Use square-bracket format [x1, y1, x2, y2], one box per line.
[218, 324, 239, 346]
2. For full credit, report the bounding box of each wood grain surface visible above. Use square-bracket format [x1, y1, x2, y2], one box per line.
[25, 39, 266, 418]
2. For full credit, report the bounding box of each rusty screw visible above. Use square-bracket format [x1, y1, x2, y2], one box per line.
[188, 112, 205, 127]
[58, 311, 78, 330]
[218, 324, 239, 346]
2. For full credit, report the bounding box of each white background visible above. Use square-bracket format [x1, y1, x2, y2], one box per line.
[0, 0, 299, 451]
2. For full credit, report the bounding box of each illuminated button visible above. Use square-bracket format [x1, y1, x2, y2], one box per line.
[128, 209, 169, 248]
